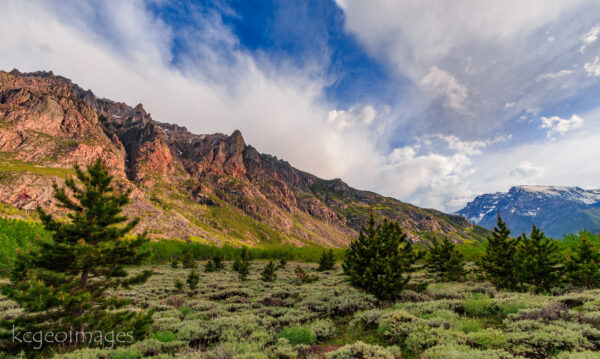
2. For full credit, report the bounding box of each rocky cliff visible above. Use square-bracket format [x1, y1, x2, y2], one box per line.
[0, 70, 486, 246]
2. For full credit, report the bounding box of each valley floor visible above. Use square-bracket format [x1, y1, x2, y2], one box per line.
[2, 262, 600, 358]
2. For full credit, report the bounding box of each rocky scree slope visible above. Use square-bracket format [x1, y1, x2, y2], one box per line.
[0, 70, 485, 246]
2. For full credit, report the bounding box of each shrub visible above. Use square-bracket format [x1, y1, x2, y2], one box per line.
[325, 341, 403, 359]
[278, 258, 287, 269]
[171, 259, 179, 269]
[309, 319, 337, 341]
[152, 330, 177, 343]
[294, 265, 319, 284]
[276, 326, 316, 345]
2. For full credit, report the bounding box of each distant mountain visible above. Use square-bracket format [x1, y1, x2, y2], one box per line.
[456, 185, 600, 238]
[0, 70, 487, 246]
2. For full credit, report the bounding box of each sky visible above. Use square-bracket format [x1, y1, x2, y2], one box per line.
[2, 0, 600, 212]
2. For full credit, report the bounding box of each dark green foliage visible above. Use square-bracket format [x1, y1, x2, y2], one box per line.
[174, 279, 184, 293]
[566, 233, 600, 289]
[213, 253, 225, 270]
[187, 270, 199, 293]
[261, 260, 277, 282]
[237, 260, 250, 281]
[343, 214, 418, 301]
[182, 252, 196, 269]
[171, 258, 179, 269]
[0, 159, 152, 353]
[232, 257, 242, 272]
[317, 249, 336, 271]
[205, 260, 215, 273]
[480, 214, 519, 290]
[0, 217, 51, 276]
[516, 225, 563, 293]
[425, 237, 466, 282]
[276, 326, 316, 345]
[278, 257, 287, 269]
[240, 246, 251, 262]
[294, 265, 319, 284]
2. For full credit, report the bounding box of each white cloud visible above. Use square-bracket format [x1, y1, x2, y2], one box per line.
[540, 114, 584, 137]
[419, 66, 468, 111]
[504, 101, 516, 109]
[510, 161, 545, 182]
[584, 56, 600, 76]
[536, 69, 574, 81]
[327, 105, 377, 130]
[580, 24, 600, 52]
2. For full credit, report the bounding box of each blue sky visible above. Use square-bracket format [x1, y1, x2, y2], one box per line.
[2, 0, 600, 212]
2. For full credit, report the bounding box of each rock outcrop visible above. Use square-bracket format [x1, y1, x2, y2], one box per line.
[0, 70, 486, 246]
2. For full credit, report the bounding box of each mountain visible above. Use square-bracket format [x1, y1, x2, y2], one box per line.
[456, 185, 600, 238]
[0, 69, 486, 246]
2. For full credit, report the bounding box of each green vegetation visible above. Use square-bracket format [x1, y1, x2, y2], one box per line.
[0, 159, 152, 354]
[318, 248, 336, 271]
[425, 236, 466, 282]
[343, 214, 418, 301]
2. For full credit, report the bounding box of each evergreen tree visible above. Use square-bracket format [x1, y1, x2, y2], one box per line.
[182, 252, 196, 269]
[278, 258, 287, 269]
[342, 214, 418, 301]
[516, 225, 563, 293]
[240, 246, 251, 262]
[566, 233, 600, 289]
[0, 159, 152, 353]
[425, 237, 466, 282]
[238, 260, 250, 281]
[171, 258, 179, 269]
[186, 270, 199, 294]
[261, 261, 277, 282]
[317, 249, 336, 271]
[204, 260, 215, 273]
[213, 253, 225, 270]
[480, 214, 519, 290]
[174, 279, 184, 293]
[232, 257, 242, 272]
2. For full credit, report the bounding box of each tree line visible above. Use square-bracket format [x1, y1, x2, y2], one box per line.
[343, 213, 600, 300]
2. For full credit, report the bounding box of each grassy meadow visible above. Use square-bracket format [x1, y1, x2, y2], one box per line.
[1, 261, 599, 358]
[2, 218, 600, 358]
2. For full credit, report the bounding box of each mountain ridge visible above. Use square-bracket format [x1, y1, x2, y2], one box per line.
[456, 185, 600, 238]
[0, 69, 487, 246]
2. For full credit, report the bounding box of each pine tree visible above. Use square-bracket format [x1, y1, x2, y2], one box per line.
[232, 257, 242, 272]
[516, 225, 563, 293]
[204, 260, 215, 273]
[425, 237, 466, 282]
[240, 246, 251, 262]
[213, 253, 225, 270]
[182, 252, 196, 269]
[278, 258, 287, 269]
[171, 258, 179, 269]
[342, 214, 418, 301]
[566, 232, 600, 289]
[186, 270, 199, 294]
[480, 214, 519, 290]
[0, 159, 152, 353]
[238, 260, 250, 281]
[174, 279, 184, 293]
[317, 249, 336, 271]
[261, 261, 277, 282]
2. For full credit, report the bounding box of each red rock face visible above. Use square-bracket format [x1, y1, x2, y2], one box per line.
[0, 70, 480, 245]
